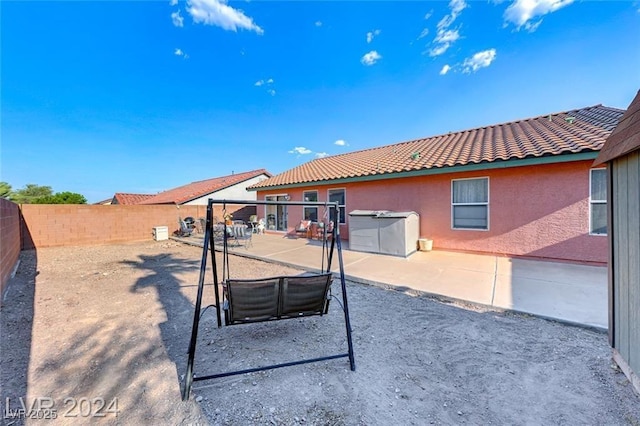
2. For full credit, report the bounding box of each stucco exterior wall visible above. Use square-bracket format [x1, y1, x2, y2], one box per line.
[257, 160, 607, 264]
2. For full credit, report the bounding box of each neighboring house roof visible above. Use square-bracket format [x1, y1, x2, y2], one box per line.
[250, 105, 624, 190]
[594, 91, 640, 166]
[112, 193, 155, 205]
[93, 198, 113, 205]
[140, 169, 272, 205]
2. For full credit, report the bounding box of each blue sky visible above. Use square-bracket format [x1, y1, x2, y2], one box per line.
[2, 0, 639, 203]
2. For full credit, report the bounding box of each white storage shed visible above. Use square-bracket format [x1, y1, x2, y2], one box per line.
[348, 210, 420, 257]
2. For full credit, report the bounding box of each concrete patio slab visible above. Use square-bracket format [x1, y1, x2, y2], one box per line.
[493, 257, 608, 328]
[176, 232, 608, 330]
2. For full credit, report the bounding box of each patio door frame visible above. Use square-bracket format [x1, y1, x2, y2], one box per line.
[264, 195, 289, 231]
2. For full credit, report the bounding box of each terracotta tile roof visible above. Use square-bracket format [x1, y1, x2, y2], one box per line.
[250, 105, 624, 189]
[112, 193, 155, 205]
[140, 169, 271, 205]
[594, 91, 640, 165]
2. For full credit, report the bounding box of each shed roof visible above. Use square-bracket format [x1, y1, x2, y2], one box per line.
[250, 104, 623, 190]
[593, 90, 640, 166]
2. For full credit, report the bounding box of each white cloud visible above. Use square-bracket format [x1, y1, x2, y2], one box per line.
[171, 10, 184, 27]
[174, 48, 189, 59]
[436, 0, 467, 30]
[255, 78, 275, 94]
[440, 64, 451, 75]
[315, 21, 323, 27]
[504, 0, 574, 31]
[523, 20, 543, 32]
[170, 0, 178, 5]
[366, 29, 381, 43]
[334, 139, 347, 146]
[462, 49, 497, 73]
[424, 10, 433, 19]
[255, 78, 274, 87]
[428, 43, 449, 57]
[417, 28, 430, 39]
[289, 147, 312, 155]
[428, 0, 467, 57]
[427, 28, 460, 55]
[186, 0, 263, 35]
[315, 152, 328, 158]
[361, 50, 382, 66]
[436, 29, 461, 43]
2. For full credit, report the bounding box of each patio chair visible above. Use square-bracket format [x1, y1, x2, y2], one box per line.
[309, 222, 320, 240]
[249, 215, 259, 233]
[256, 218, 266, 234]
[315, 221, 334, 240]
[232, 224, 252, 249]
[184, 217, 196, 230]
[178, 218, 194, 237]
[295, 220, 311, 238]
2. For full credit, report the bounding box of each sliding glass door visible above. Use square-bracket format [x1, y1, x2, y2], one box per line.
[265, 195, 288, 231]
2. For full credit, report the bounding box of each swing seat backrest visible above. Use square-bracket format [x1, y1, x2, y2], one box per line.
[225, 277, 280, 323]
[225, 273, 332, 325]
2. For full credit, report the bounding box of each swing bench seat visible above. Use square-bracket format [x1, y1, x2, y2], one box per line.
[224, 273, 332, 325]
[182, 199, 355, 401]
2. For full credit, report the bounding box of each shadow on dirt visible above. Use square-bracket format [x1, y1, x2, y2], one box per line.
[127, 253, 204, 395]
[27, 252, 204, 422]
[0, 250, 37, 424]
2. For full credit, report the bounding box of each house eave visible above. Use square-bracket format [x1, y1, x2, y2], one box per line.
[249, 151, 599, 192]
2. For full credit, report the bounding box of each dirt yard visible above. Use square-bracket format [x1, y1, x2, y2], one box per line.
[1, 241, 638, 425]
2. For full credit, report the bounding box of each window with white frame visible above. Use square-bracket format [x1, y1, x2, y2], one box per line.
[303, 190, 318, 222]
[590, 169, 607, 235]
[452, 177, 489, 230]
[328, 189, 346, 224]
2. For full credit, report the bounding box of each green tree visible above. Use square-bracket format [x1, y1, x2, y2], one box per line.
[0, 182, 12, 199]
[7, 183, 87, 204]
[34, 192, 87, 204]
[9, 184, 53, 204]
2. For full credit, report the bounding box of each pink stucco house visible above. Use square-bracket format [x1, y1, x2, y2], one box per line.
[249, 105, 625, 264]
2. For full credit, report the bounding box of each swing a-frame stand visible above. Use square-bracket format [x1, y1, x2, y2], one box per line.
[182, 199, 356, 401]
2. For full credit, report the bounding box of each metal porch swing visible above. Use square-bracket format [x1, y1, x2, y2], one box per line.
[181, 198, 356, 401]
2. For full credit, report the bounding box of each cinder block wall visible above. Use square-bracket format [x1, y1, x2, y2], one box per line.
[19, 204, 253, 249]
[1, 198, 22, 296]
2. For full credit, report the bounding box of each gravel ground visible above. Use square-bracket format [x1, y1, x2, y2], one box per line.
[1, 241, 638, 425]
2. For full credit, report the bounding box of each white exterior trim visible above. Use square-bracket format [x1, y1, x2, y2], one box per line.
[589, 168, 607, 236]
[451, 176, 490, 231]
